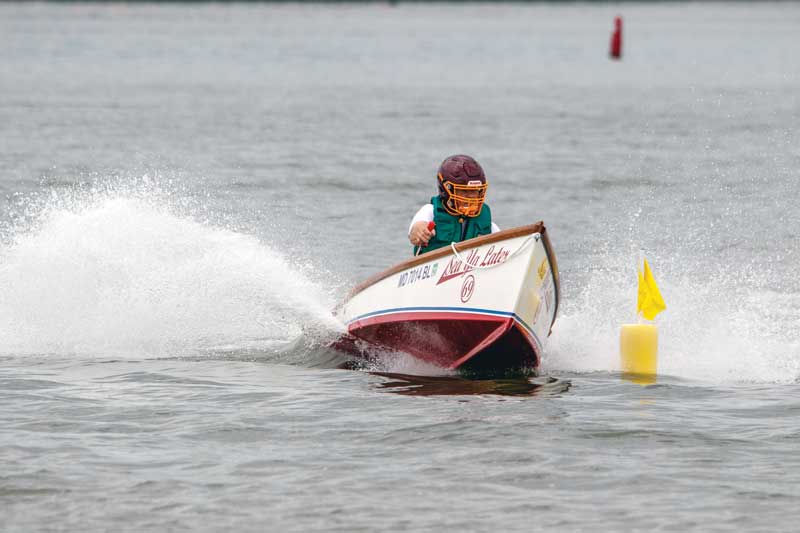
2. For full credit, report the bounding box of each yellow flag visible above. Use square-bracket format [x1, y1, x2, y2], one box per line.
[637, 259, 666, 320]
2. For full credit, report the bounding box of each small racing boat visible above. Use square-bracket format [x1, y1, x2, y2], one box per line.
[336, 222, 559, 374]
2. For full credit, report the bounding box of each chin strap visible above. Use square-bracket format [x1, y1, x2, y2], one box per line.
[460, 218, 469, 241]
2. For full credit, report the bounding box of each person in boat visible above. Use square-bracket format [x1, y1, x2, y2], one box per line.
[408, 154, 500, 254]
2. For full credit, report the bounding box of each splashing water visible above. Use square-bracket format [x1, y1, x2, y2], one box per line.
[2, 177, 797, 383]
[0, 182, 344, 357]
[544, 249, 800, 384]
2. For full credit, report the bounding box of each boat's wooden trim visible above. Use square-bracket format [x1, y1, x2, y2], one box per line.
[541, 229, 559, 289]
[540, 227, 560, 330]
[347, 222, 545, 299]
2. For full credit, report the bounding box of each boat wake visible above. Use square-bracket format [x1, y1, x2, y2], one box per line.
[0, 178, 344, 359]
[3, 176, 797, 384]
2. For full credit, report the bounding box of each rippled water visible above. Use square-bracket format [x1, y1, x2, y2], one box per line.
[2, 2, 800, 531]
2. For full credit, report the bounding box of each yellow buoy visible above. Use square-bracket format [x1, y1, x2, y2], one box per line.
[620, 323, 658, 384]
[620, 257, 665, 385]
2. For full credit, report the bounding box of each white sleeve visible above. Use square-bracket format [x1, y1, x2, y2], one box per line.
[491, 222, 501, 233]
[408, 204, 434, 235]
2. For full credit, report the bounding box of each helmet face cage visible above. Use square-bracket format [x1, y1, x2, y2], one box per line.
[438, 173, 488, 217]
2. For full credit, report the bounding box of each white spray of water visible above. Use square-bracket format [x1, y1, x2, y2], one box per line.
[0, 187, 343, 357]
[542, 165, 800, 386]
[372, 349, 457, 377]
[543, 252, 800, 384]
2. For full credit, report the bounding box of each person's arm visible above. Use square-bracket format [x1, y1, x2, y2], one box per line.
[408, 204, 435, 246]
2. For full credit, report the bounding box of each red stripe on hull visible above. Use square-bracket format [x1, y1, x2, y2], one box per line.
[345, 311, 540, 371]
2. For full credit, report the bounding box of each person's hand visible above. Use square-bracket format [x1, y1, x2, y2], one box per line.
[409, 221, 436, 247]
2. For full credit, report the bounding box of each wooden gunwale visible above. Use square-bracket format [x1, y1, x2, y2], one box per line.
[539, 227, 560, 329]
[347, 222, 546, 300]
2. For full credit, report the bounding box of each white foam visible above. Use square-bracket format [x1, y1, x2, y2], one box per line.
[543, 257, 800, 384]
[0, 188, 343, 357]
[376, 349, 457, 377]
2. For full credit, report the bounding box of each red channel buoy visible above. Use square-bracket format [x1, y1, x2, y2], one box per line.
[610, 16, 623, 59]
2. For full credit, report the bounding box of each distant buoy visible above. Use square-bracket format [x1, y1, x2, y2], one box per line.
[610, 16, 623, 59]
[620, 324, 657, 384]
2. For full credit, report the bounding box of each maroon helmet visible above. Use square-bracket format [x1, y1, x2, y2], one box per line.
[437, 155, 488, 217]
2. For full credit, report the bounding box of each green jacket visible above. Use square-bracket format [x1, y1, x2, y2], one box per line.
[414, 196, 492, 255]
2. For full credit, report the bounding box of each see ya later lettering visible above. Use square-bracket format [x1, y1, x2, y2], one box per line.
[437, 245, 510, 285]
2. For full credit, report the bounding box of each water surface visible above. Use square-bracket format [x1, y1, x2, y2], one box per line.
[1, 2, 799, 531]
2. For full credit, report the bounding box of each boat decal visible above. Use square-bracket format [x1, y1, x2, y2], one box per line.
[460, 275, 475, 303]
[479, 245, 511, 267]
[436, 245, 511, 285]
[397, 262, 439, 288]
[436, 249, 480, 284]
[537, 258, 548, 280]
